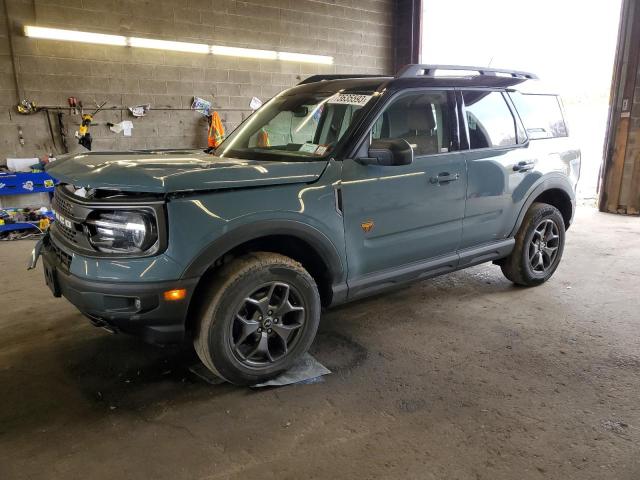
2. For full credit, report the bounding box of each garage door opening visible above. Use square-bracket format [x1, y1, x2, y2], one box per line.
[421, 0, 622, 203]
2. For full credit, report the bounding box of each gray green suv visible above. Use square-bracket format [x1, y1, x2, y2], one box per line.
[31, 65, 580, 385]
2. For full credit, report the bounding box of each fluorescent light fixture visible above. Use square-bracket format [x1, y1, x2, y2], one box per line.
[129, 37, 209, 54]
[278, 51, 334, 64]
[212, 45, 277, 59]
[24, 26, 126, 46]
[23, 25, 334, 65]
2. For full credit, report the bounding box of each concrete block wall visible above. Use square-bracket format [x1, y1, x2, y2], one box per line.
[0, 0, 394, 162]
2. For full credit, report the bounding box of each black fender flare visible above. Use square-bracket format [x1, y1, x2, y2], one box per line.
[509, 174, 576, 237]
[181, 219, 346, 284]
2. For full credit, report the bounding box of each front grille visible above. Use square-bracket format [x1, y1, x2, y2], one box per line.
[52, 187, 82, 244]
[50, 239, 72, 271]
[55, 221, 78, 243]
[55, 193, 74, 218]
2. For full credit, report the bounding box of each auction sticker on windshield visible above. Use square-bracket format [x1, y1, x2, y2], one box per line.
[299, 143, 319, 154]
[328, 94, 372, 106]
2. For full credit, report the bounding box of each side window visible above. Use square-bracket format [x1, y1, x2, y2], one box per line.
[510, 92, 568, 139]
[372, 91, 455, 156]
[462, 91, 517, 148]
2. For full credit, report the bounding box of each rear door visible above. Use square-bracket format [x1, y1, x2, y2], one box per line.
[457, 89, 537, 248]
[341, 89, 467, 289]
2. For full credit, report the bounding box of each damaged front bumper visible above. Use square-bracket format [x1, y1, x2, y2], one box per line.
[33, 233, 198, 344]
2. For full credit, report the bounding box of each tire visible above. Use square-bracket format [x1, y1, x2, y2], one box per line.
[193, 252, 321, 385]
[500, 202, 566, 286]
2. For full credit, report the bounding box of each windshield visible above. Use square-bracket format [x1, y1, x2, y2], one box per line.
[217, 89, 376, 161]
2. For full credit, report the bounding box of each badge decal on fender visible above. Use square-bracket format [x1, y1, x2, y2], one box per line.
[361, 220, 374, 233]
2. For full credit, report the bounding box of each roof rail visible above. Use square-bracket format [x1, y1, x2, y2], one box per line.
[396, 64, 538, 80]
[298, 74, 390, 85]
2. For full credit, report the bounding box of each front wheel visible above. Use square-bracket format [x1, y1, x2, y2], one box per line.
[500, 202, 566, 286]
[193, 252, 321, 385]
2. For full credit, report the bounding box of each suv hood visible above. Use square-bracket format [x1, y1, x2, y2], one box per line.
[46, 150, 328, 194]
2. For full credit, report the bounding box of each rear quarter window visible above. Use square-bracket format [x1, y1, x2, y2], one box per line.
[510, 92, 568, 140]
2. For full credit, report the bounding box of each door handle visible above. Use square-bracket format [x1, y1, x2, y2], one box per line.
[430, 172, 460, 184]
[513, 161, 535, 172]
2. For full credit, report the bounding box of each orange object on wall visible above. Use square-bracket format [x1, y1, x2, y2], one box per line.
[207, 111, 225, 148]
[257, 129, 270, 148]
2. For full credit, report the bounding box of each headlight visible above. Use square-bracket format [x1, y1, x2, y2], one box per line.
[86, 210, 158, 254]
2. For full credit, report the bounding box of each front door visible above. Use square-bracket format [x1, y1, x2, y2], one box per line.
[341, 89, 467, 295]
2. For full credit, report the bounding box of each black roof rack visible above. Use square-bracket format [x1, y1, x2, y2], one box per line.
[396, 64, 538, 80]
[297, 74, 390, 85]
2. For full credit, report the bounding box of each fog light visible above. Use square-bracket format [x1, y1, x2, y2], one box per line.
[164, 289, 186, 301]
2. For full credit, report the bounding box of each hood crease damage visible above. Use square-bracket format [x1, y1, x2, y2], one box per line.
[46, 150, 329, 194]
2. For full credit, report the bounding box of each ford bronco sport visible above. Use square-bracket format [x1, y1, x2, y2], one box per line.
[30, 65, 580, 385]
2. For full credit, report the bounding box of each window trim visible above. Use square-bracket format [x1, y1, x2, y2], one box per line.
[502, 91, 528, 144]
[347, 87, 462, 161]
[458, 87, 530, 153]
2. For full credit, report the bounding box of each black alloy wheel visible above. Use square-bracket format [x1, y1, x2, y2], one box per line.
[528, 218, 561, 273]
[230, 281, 306, 366]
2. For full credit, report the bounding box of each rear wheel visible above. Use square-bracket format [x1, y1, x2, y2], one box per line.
[500, 202, 565, 286]
[193, 252, 321, 385]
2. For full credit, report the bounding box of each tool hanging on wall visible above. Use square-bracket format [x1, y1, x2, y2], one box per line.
[45, 110, 58, 153]
[57, 112, 68, 153]
[68, 97, 78, 115]
[77, 114, 92, 150]
[76, 101, 106, 151]
[16, 99, 40, 115]
[9, 97, 251, 156]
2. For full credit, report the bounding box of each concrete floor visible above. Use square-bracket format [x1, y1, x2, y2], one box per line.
[1, 207, 639, 479]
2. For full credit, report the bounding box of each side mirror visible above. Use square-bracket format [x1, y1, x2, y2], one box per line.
[358, 138, 413, 166]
